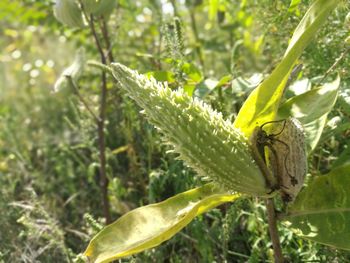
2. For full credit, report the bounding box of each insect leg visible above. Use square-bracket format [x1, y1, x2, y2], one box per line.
[260, 119, 287, 136]
[273, 138, 298, 186]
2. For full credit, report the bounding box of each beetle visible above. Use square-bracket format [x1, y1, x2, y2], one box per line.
[250, 118, 307, 202]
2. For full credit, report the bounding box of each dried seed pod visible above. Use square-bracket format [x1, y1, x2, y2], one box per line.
[267, 118, 307, 202]
[249, 118, 307, 202]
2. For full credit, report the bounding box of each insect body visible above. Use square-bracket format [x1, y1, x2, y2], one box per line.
[250, 118, 307, 202]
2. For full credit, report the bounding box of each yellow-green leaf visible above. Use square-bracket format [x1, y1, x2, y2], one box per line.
[289, 0, 302, 13]
[279, 77, 340, 124]
[84, 184, 239, 263]
[278, 77, 340, 152]
[234, 0, 339, 137]
[284, 164, 350, 251]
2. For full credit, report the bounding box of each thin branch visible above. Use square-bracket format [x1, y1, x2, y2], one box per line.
[100, 17, 115, 63]
[265, 199, 284, 263]
[66, 76, 100, 124]
[88, 13, 111, 225]
[169, 0, 179, 17]
[318, 45, 350, 85]
[188, 8, 205, 70]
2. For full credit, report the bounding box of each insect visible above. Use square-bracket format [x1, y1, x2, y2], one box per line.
[250, 118, 307, 202]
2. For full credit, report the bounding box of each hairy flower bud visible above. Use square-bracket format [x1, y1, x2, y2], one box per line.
[111, 63, 270, 196]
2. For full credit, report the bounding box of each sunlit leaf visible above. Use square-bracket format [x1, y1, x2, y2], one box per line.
[146, 71, 176, 83]
[302, 114, 327, 153]
[278, 77, 340, 152]
[84, 184, 239, 263]
[285, 164, 350, 251]
[194, 78, 219, 98]
[279, 77, 340, 124]
[234, 0, 339, 137]
[208, 0, 219, 21]
[216, 75, 232, 88]
[288, 78, 311, 96]
[289, 0, 302, 13]
[111, 145, 129, 155]
[183, 83, 196, 96]
[181, 62, 203, 83]
[231, 74, 263, 93]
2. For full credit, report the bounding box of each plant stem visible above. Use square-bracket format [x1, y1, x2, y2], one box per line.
[265, 198, 284, 263]
[169, 0, 179, 17]
[188, 8, 205, 70]
[100, 17, 114, 63]
[66, 76, 100, 124]
[318, 45, 350, 84]
[89, 14, 111, 224]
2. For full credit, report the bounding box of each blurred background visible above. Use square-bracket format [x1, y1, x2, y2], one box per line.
[1, 0, 350, 262]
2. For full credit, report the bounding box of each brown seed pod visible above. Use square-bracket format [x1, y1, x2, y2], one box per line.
[267, 118, 307, 202]
[250, 118, 307, 202]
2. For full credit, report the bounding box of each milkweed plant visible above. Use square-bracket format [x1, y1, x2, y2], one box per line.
[54, 0, 350, 262]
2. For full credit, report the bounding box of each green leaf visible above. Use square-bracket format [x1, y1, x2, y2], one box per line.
[208, 0, 219, 21]
[84, 184, 239, 263]
[181, 62, 203, 83]
[183, 83, 196, 96]
[231, 74, 263, 93]
[145, 71, 176, 83]
[332, 145, 350, 169]
[278, 77, 340, 152]
[289, 0, 302, 13]
[285, 164, 350, 251]
[194, 76, 232, 99]
[302, 114, 327, 153]
[279, 77, 340, 124]
[216, 75, 232, 89]
[194, 79, 219, 98]
[81, 0, 116, 17]
[338, 88, 350, 114]
[81, 0, 100, 14]
[53, 0, 85, 28]
[93, 0, 117, 18]
[234, 0, 339, 137]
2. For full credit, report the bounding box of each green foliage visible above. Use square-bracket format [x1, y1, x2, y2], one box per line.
[279, 77, 340, 152]
[83, 1, 348, 261]
[234, 0, 339, 137]
[85, 184, 238, 262]
[1, 0, 350, 262]
[286, 163, 350, 251]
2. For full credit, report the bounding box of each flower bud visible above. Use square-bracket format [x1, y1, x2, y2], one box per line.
[111, 63, 270, 196]
[54, 0, 85, 28]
